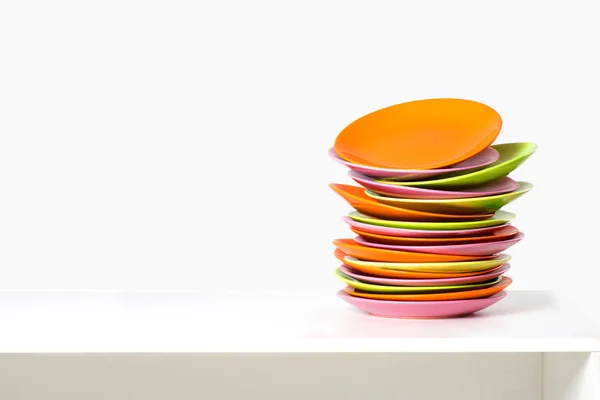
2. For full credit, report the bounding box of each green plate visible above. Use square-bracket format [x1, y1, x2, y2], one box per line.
[343, 254, 511, 273]
[377, 142, 537, 189]
[365, 182, 533, 215]
[347, 210, 515, 230]
[334, 269, 502, 293]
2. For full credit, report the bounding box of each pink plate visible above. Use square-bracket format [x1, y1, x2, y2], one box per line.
[338, 290, 507, 318]
[339, 264, 510, 286]
[354, 233, 524, 257]
[349, 171, 519, 199]
[329, 147, 499, 180]
[342, 216, 512, 238]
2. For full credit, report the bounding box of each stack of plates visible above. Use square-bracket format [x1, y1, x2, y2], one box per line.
[329, 98, 536, 318]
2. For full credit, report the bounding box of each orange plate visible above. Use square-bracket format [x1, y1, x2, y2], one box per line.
[333, 238, 494, 263]
[343, 276, 512, 301]
[333, 98, 502, 170]
[330, 184, 493, 222]
[351, 225, 519, 245]
[334, 249, 504, 279]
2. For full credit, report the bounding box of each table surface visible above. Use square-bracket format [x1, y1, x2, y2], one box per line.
[0, 290, 598, 353]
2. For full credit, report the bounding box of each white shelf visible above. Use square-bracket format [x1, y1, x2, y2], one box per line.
[0, 290, 598, 353]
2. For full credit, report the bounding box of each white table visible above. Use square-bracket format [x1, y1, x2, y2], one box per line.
[0, 290, 598, 399]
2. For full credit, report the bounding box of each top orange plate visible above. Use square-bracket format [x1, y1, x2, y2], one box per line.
[334, 98, 502, 169]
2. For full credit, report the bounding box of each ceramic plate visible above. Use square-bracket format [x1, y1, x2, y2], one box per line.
[333, 238, 495, 263]
[334, 249, 507, 279]
[334, 99, 502, 169]
[355, 233, 524, 256]
[343, 276, 512, 301]
[352, 225, 519, 245]
[335, 268, 502, 293]
[340, 251, 511, 273]
[342, 216, 513, 238]
[347, 210, 515, 231]
[330, 184, 494, 222]
[337, 290, 507, 318]
[329, 147, 499, 180]
[365, 182, 533, 215]
[351, 171, 519, 199]
[340, 263, 510, 286]
[378, 143, 537, 189]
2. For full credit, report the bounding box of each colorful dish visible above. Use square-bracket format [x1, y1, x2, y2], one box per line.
[333, 238, 494, 263]
[337, 290, 507, 318]
[342, 216, 513, 238]
[378, 142, 537, 189]
[352, 225, 519, 245]
[354, 233, 524, 256]
[334, 249, 507, 279]
[347, 210, 515, 231]
[365, 182, 533, 215]
[339, 251, 511, 273]
[330, 184, 493, 222]
[343, 276, 512, 301]
[339, 263, 510, 286]
[335, 268, 501, 293]
[328, 147, 499, 180]
[333, 99, 502, 169]
[350, 171, 519, 199]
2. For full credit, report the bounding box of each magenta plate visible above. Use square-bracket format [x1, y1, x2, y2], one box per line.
[338, 290, 507, 318]
[354, 233, 524, 257]
[340, 264, 510, 286]
[349, 171, 519, 199]
[329, 147, 499, 181]
[342, 216, 512, 238]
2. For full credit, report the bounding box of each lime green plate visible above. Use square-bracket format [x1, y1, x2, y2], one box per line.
[347, 210, 515, 230]
[335, 269, 502, 293]
[377, 142, 537, 189]
[343, 254, 511, 273]
[365, 182, 533, 215]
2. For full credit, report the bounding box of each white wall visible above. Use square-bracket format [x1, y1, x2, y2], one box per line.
[0, 0, 598, 312]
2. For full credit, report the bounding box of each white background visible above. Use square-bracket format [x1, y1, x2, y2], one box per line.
[0, 1, 599, 318]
